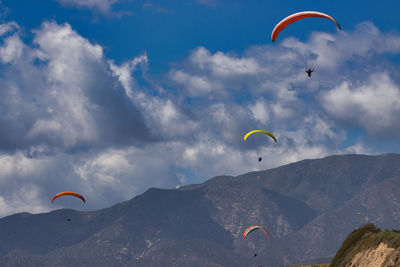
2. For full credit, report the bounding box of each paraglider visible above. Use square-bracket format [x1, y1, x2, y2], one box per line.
[305, 67, 314, 77]
[51, 192, 86, 204]
[244, 226, 269, 266]
[243, 130, 277, 143]
[271, 11, 341, 42]
[243, 226, 271, 239]
[244, 130, 276, 163]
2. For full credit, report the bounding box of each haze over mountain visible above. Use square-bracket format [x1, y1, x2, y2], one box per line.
[1, 153, 400, 267]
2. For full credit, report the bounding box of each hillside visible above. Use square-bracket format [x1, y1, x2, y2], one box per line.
[1, 153, 400, 266]
[330, 223, 400, 267]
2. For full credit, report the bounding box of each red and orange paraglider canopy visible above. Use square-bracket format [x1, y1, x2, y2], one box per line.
[271, 11, 341, 42]
[51, 192, 86, 204]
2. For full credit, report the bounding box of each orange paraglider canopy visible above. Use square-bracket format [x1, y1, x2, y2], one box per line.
[51, 192, 86, 204]
[271, 11, 341, 42]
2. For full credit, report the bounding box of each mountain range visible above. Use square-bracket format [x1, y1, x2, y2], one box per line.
[1, 153, 400, 266]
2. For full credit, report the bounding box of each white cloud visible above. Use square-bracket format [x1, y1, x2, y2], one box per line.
[108, 54, 149, 99]
[56, 0, 120, 14]
[169, 70, 213, 96]
[320, 73, 400, 136]
[345, 143, 371, 155]
[0, 34, 23, 63]
[271, 102, 293, 120]
[0, 21, 18, 36]
[0, 184, 46, 217]
[140, 98, 200, 138]
[0, 21, 150, 150]
[0, 152, 49, 179]
[109, 56, 200, 139]
[0, 151, 66, 217]
[33, 22, 104, 84]
[190, 47, 263, 78]
[73, 144, 202, 205]
[249, 100, 269, 124]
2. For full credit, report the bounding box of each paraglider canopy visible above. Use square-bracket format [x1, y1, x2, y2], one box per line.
[243, 226, 270, 239]
[51, 191, 86, 204]
[243, 130, 277, 143]
[271, 11, 341, 42]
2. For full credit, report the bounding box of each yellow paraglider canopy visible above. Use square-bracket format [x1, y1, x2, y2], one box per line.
[243, 130, 277, 143]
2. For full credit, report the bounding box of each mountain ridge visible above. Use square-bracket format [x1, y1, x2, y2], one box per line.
[1, 153, 400, 266]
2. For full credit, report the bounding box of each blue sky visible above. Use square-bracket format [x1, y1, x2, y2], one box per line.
[1, 0, 400, 216]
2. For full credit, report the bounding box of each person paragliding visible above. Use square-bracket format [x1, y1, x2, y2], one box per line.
[243, 226, 268, 267]
[244, 130, 276, 163]
[305, 67, 314, 77]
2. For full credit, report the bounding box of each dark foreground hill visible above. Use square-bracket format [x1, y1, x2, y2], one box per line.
[2, 153, 400, 266]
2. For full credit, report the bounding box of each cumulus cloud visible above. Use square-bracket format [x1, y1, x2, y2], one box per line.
[73, 145, 186, 205]
[189, 47, 263, 77]
[0, 21, 148, 150]
[345, 143, 372, 155]
[0, 184, 46, 217]
[168, 47, 271, 98]
[169, 70, 213, 97]
[320, 73, 400, 137]
[249, 100, 269, 124]
[0, 21, 18, 36]
[109, 57, 200, 139]
[0, 33, 23, 63]
[0, 150, 68, 217]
